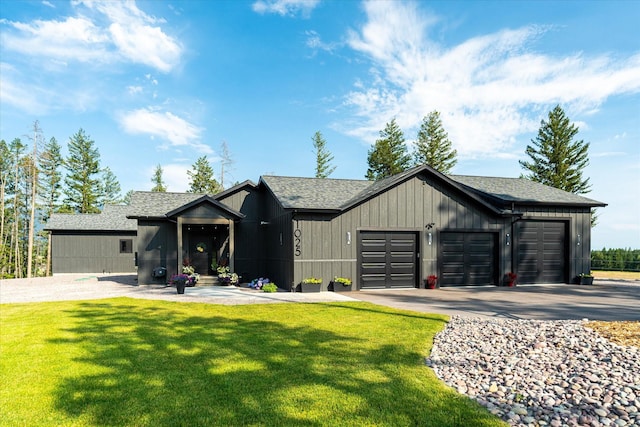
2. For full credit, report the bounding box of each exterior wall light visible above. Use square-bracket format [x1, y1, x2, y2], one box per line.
[346, 231, 351, 245]
[428, 232, 433, 245]
[577, 234, 581, 246]
[506, 233, 511, 246]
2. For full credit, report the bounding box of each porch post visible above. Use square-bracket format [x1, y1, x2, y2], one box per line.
[177, 217, 183, 275]
[229, 219, 235, 272]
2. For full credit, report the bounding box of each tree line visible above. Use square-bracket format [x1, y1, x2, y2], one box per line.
[0, 105, 630, 278]
[0, 124, 230, 279]
[591, 248, 640, 272]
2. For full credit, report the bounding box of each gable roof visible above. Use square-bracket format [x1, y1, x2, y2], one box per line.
[260, 175, 371, 211]
[165, 195, 244, 219]
[126, 191, 208, 219]
[260, 165, 606, 214]
[45, 204, 137, 231]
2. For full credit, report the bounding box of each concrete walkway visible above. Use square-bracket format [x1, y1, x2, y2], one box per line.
[0, 274, 355, 305]
[1, 274, 638, 321]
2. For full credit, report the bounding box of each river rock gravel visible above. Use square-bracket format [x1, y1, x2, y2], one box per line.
[426, 317, 640, 427]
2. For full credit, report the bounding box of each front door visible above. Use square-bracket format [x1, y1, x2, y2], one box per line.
[185, 225, 229, 275]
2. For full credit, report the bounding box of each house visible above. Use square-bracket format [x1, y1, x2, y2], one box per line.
[46, 165, 606, 289]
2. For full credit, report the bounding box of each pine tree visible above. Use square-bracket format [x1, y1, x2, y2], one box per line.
[312, 131, 336, 178]
[38, 136, 63, 276]
[187, 156, 222, 194]
[0, 140, 10, 276]
[122, 190, 134, 205]
[101, 167, 122, 205]
[520, 105, 590, 194]
[366, 118, 411, 180]
[151, 164, 167, 192]
[63, 129, 102, 213]
[413, 111, 457, 174]
[7, 138, 26, 277]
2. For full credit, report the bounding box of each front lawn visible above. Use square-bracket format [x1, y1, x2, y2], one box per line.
[0, 298, 505, 426]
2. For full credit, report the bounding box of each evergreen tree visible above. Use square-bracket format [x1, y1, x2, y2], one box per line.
[366, 118, 411, 180]
[151, 164, 167, 192]
[122, 190, 134, 205]
[6, 138, 27, 277]
[0, 140, 10, 276]
[520, 105, 591, 194]
[39, 137, 63, 219]
[101, 167, 122, 205]
[187, 156, 222, 194]
[413, 111, 457, 174]
[38, 136, 63, 276]
[312, 131, 336, 178]
[63, 128, 102, 213]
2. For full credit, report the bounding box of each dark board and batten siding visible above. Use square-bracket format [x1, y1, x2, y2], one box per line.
[137, 220, 177, 284]
[51, 232, 137, 274]
[292, 174, 510, 290]
[218, 188, 261, 281]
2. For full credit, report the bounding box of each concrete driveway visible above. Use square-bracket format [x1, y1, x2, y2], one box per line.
[2, 274, 638, 321]
[348, 280, 640, 321]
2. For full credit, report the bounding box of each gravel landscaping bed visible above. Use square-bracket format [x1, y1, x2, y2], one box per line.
[426, 317, 640, 427]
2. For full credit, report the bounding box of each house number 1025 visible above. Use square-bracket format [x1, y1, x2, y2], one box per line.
[294, 228, 302, 256]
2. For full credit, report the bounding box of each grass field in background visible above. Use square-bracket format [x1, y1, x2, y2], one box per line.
[0, 299, 505, 426]
[592, 270, 640, 280]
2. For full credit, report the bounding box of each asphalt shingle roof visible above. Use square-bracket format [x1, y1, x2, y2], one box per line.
[260, 176, 371, 210]
[46, 204, 137, 231]
[46, 169, 606, 232]
[450, 175, 606, 206]
[126, 191, 208, 218]
[261, 166, 605, 212]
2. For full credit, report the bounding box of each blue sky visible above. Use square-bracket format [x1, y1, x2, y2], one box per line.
[1, 0, 639, 249]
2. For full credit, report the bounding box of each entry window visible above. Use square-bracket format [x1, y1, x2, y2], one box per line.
[119, 239, 133, 254]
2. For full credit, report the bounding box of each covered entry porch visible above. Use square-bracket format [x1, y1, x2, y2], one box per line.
[168, 196, 245, 279]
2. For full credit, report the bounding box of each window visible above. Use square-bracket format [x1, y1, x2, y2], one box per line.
[120, 239, 133, 254]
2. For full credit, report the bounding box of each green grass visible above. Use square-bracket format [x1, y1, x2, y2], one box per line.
[0, 299, 506, 426]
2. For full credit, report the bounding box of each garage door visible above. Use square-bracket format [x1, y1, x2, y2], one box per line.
[516, 221, 566, 284]
[359, 231, 417, 289]
[439, 232, 497, 286]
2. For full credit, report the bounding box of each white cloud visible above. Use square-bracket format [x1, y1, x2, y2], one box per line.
[252, 0, 320, 17]
[305, 30, 340, 55]
[127, 85, 143, 95]
[342, 1, 640, 159]
[42, 1, 55, 8]
[1, 0, 181, 72]
[1, 16, 112, 64]
[119, 108, 212, 154]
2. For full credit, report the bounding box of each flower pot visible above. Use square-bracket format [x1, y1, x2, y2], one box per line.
[300, 283, 321, 293]
[579, 276, 594, 285]
[331, 281, 352, 292]
[176, 283, 186, 294]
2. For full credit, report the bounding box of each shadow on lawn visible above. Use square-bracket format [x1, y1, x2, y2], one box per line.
[49, 300, 497, 426]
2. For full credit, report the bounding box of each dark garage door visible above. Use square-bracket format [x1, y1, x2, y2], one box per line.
[439, 232, 497, 286]
[516, 221, 566, 284]
[359, 231, 417, 289]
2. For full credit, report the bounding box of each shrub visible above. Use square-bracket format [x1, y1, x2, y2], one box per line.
[262, 283, 277, 293]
